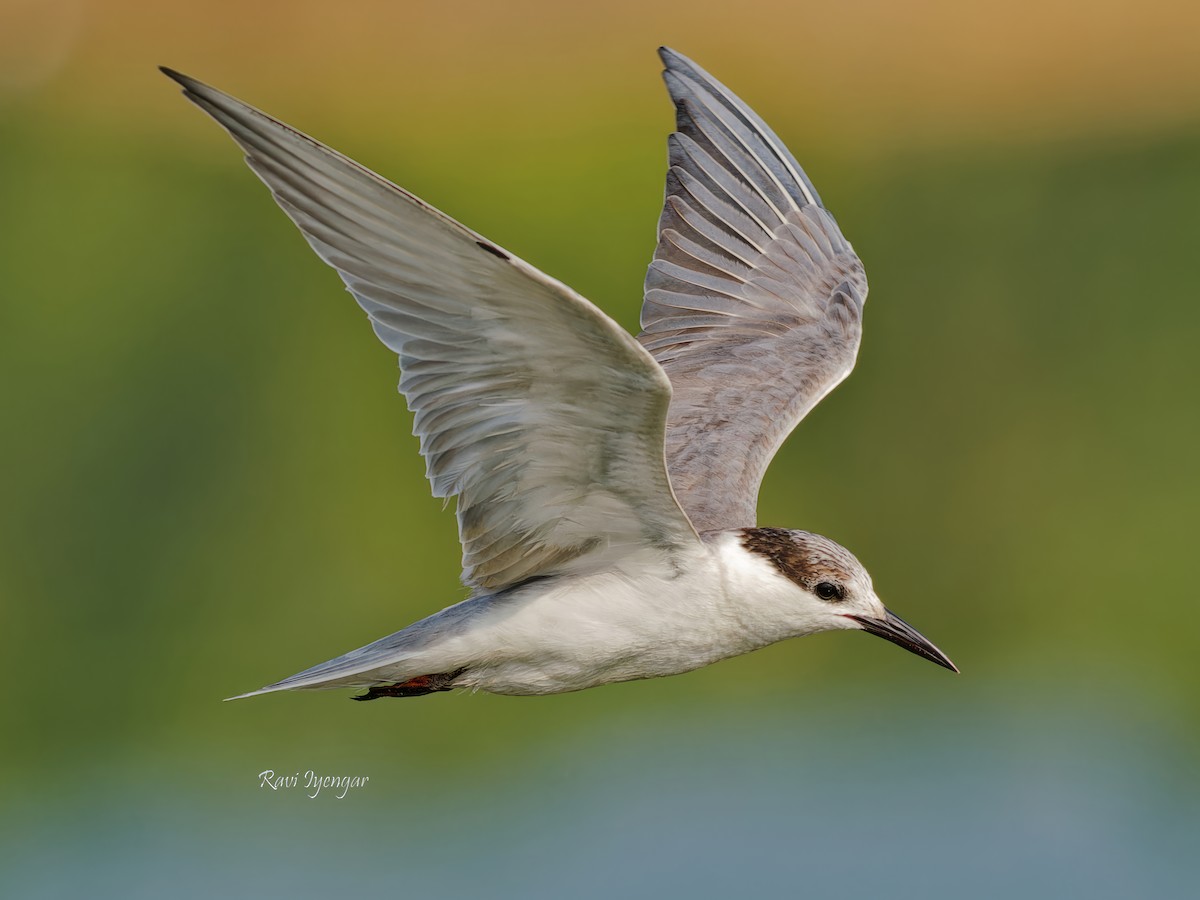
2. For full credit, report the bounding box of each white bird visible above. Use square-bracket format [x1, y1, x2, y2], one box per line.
[162, 47, 957, 701]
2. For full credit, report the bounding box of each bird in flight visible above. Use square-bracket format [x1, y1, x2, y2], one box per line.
[162, 47, 957, 701]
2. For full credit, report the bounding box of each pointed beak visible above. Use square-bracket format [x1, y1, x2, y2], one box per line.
[844, 609, 959, 673]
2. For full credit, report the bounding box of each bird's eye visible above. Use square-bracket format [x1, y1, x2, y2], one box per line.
[815, 582, 845, 601]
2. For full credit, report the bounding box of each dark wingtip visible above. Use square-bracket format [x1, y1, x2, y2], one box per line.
[658, 46, 688, 70]
[159, 66, 204, 100]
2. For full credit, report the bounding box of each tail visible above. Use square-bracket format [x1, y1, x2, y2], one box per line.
[223, 596, 486, 700]
[223, 633, 431, 701]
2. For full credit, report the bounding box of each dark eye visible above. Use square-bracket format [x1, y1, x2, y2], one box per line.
[814, 582, 845, 601]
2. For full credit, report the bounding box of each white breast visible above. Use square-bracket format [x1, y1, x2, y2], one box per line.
[437, 533, 814, 695]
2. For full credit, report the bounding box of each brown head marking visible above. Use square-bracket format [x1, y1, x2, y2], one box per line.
[739, 527, 858, 596]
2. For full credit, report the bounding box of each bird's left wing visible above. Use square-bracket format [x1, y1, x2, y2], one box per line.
[640, 48, 868, 533]
[163, 69, 700, 592]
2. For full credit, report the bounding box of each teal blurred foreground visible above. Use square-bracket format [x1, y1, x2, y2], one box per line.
[2, 698, 1195, 898]
[1, 98, 1197, 895]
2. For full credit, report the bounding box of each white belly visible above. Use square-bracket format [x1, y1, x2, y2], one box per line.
[429, 542, 791, 695]
[454, 572, 737, 694]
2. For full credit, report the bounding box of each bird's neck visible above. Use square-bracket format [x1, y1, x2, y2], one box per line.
[708, 531, 831, 649]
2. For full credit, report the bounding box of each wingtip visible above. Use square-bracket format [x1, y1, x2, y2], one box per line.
[159, 65, 210, 102]
[159, 65, 188, 85]
[159, 66, 215, 102]
[657, 46, 686, 68]
[656, 47, 713, 100]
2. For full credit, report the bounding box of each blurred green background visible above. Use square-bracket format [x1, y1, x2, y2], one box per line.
[2, 0, 1198, 896]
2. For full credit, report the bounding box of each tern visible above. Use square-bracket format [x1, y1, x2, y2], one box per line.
[162, 47, 957, 701]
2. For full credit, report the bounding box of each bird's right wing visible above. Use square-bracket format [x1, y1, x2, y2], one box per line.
[163, 68, 701, 593]
[640, 49, 869, 533]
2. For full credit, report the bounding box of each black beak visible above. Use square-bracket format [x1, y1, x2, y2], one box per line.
[845, 609, 958, 673]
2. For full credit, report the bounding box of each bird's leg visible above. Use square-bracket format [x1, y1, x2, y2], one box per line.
[351, 667, 466, 701]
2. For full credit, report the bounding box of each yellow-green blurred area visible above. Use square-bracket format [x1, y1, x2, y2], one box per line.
[2, 0, 1198, 896]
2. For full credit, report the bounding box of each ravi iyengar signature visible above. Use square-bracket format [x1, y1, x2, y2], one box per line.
[258, 769, 370, 799]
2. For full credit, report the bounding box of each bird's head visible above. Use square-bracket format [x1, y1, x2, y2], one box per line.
[739, 527, 958, 672]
